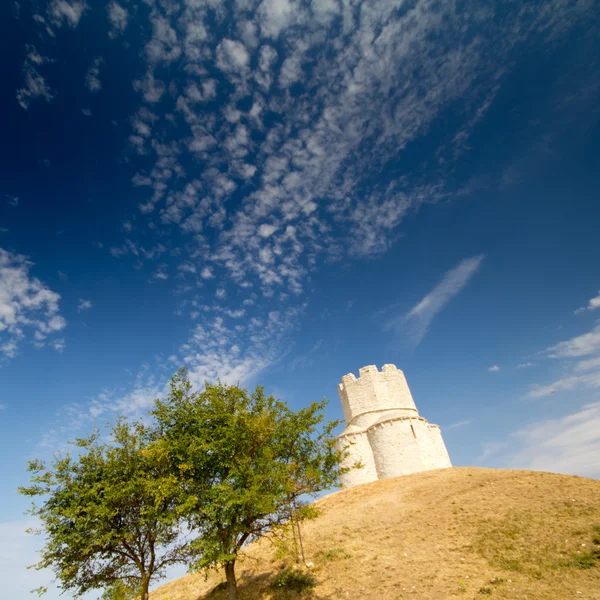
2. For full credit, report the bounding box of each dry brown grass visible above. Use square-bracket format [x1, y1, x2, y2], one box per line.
[150, 468, 600, 600]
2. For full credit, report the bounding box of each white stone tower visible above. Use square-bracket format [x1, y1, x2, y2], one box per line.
[336, 364, 451, 488]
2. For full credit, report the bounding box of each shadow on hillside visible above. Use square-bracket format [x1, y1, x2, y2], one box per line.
[197, 569, 338, 600]
[197, 572, 273, 599]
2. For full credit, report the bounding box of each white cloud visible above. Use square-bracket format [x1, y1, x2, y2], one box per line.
[58, 366, 167, 432]
[258, 223, 278, 238]
[77, 298, 93, 311]
[85, 57, 102, 92]
[574, 290, 600, 315]
[107, 1, 128, 38]
[46, 304, 302, 444]
[16, 46, 54, 110]
[478, 441, 510, 464]
[50, 337, 66, 352]
[6, 195, 19, 207]
[146, 15, 181, 64]
[509, 403, 600, 478]
[257, 0, 303, 38]
[574, 357, 600, 372]
[0, 248, 67, 358]
[0, 518, 60, 600]
[528, 371, 600, 399]
[445, 419, 472, 431]
[386, 255, 485, 345]
[215, 39, 250, 76]
[488, 365, 500, 372]
[49, 0, 87, 28]
[546, 325, 600, 358]
[182, 306, 301, 388]
[517, 361, 535, 368]
[133, 72, 166, 103]
[200, 266, 214, 279]
[279, 52, 304, 88]
[527, 320, 600, 398]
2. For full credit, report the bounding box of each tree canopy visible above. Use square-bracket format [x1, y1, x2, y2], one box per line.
[151, 370, 346, 599]
[19, 420, 191, 600]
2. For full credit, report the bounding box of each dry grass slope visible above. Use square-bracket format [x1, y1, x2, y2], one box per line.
[151, 468, 600, 600]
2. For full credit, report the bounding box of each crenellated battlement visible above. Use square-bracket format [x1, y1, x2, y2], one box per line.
[335, 363, 451, 488]
[338, 363, 417, 425]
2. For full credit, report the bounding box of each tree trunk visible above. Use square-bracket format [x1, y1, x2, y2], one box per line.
[140, 574, 150, 600]
[225, 561, 237, 600]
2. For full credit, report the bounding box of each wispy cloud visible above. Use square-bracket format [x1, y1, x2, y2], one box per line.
[509, 403, 600, 478]
[445, 419, 473, 431]
[478, 441, 510, 464]
[528, 372, 600, 398]
[289, 338, 324, 371]
[546, 325, 600, 359]
[526, 319, 600, 398]
[77, 298, 93, 311]
[386, 255, 485, 345]
[488, 365, 500, 372]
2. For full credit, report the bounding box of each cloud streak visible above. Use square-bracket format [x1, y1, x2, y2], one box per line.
[527, 310, 600, 398]
[574, 290, 600, 314]
[387, 255, 485, 345]
[506, 403, 600, 478]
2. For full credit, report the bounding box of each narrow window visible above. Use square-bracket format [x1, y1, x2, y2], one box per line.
[410, 423, 416, 438]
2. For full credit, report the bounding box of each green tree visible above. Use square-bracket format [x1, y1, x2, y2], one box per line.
[151, 370, 347, 600]
[101, 580, 141, 600]
[19, 420, 191, 600]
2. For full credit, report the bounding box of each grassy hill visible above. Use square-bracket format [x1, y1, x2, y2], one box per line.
[151, 467, 600, 600]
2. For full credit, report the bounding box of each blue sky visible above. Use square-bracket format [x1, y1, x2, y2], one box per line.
[1, 0, 600, 596]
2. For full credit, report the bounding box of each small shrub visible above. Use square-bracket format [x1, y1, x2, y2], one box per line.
[495, 558, 523, 572]
[558, 549, 600, 570]
[479, 587, 493, 595]
[270, 568, 317, 593]
[530, 569, 544, 580]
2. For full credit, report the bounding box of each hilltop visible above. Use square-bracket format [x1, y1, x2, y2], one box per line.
[151, 468, 600, 600]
